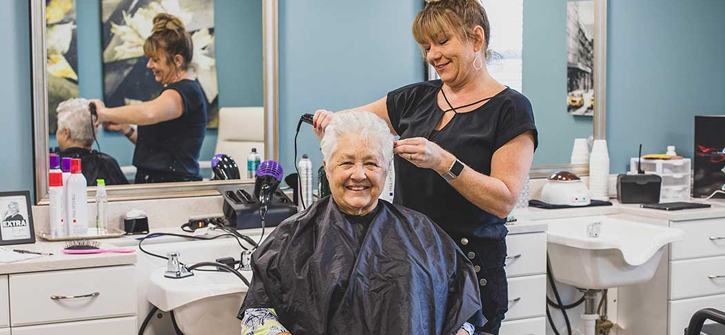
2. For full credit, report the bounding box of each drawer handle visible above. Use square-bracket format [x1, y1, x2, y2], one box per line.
[50, 292, 100, 300]
[709, 275, 725, 279]
[709, 236, 725, 241]
[508, 297, 521, 304]
[505, 254, 522, 262]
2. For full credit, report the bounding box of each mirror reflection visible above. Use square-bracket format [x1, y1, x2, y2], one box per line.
[46, 0, 263, 186]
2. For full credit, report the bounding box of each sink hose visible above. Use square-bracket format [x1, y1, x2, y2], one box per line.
[547, 254, 573, 335]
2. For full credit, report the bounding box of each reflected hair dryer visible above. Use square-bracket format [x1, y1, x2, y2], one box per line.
[254, 160, 284, 208]
[211, 154, 241, 180]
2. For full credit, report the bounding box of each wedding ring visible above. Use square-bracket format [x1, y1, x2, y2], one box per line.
[408, 154, 412, 160]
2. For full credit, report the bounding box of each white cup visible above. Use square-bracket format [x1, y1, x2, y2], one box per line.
[571, 138, 590, 164]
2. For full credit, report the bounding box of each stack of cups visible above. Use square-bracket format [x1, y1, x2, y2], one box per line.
[589, 139, 610, 201]
[570, 138, 590, 164]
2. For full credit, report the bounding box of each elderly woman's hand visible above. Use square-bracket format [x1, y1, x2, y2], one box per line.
[394, 137, 455, 175]
[312, 109, 334, 139]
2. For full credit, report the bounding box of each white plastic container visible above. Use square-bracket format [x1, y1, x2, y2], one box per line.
[48, 172, 66, 238]
[247, 148, 261, 179]
[95, 179, 108, 234]
[298, 154, 313, 211]
[66, 159, 88, 237]
[630, 157, 691, 202]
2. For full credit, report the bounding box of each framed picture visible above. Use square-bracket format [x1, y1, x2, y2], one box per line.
[0, 191, 36, 245]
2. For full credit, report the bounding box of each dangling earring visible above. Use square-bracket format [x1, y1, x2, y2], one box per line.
[472, 55, 483, 71]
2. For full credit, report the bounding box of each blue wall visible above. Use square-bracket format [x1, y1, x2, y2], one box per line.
[524, 0, 594, 166]
[50, 0, 263, 167]
[607, 0, 725, 173]
[278, 0, 425, 181]
[3, 0, 725, 199]
[0, 1, 33, 196]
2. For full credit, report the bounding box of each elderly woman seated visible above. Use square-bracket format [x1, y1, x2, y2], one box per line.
[238, 111, 484, 335]
[56, 98, 127, 186]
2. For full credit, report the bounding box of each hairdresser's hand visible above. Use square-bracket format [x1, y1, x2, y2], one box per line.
[394, 137, 455, 174]
[88, 99, 108, 127]
[312, 109, 334, 140]
[103, 122, 130, 134]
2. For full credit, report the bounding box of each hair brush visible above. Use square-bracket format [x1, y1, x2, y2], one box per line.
[62, 240, 135, 254]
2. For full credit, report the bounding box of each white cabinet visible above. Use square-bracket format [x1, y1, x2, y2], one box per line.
[6, 265, 137, 334]
[502, 231, 547, 335]
[0, 276, 8, 329]
[619, 217, 725, 335]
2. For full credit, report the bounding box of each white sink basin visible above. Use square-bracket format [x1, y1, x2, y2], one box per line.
[545, 215, 684, 289]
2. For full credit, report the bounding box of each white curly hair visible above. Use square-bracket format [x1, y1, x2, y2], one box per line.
[56, 98, 98, 147]
[320, 111, 394, 168]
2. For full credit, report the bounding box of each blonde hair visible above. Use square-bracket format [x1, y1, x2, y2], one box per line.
[412, 0, 491, 59]
[143, 13, 193, 71]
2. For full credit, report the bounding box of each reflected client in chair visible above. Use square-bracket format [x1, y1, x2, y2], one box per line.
[238, 112, 484, 335]
[56, 98, 127, 186]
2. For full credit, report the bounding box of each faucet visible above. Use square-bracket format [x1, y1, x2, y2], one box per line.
[164, 252, 194, 279]
[587, 221, 602, 238]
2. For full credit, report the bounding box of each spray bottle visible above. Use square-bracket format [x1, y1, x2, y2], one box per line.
[66, 159, 88, 236]
[48, 172, 65, 238]
[298, 154, 313, 211]
[247, 148, 261, 179]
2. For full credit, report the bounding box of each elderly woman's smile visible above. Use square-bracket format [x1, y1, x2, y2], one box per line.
[325, 135, 385, 216]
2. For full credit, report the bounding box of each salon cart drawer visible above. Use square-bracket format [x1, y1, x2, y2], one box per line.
[669, 293, 725, 335]
[500, 317, 545, 335]
[506, 275, 546, 321]
[670, 218, 725, 260]
[9, 265, 136, 326]
[11, 316, 136, 335]
[670, 255, 725, 299]
[505, 232, 546, 277]
[0, 276, 7, 328]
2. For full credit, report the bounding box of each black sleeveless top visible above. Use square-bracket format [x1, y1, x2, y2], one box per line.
[133, 79, 207, 181]
[387, 80, 538, 239]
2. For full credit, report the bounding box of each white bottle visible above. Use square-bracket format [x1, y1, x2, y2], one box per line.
[247, 148, 261, 179]
[95, 179, 108, 234]
[666, 146, 677, 156]
[61, 157, 72, 232]
[298, 154, 313, 211]
[48, 172, 66, 238]
[66, 159, 88, 236]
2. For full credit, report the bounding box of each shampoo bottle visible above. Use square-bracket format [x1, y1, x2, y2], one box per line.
[247, 148, 261, 179]
[48, 172, 65, 238]
[66, 159, 88, 236]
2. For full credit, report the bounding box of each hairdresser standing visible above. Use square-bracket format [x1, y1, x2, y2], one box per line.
[91, 13, 207, 184]
[312, 0, 537, 333]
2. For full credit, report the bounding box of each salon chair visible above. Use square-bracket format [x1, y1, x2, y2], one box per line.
[214, 107, 265, 179]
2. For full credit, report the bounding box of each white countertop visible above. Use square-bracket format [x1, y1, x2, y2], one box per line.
[513, 198, 725, 222]
[0, 240, 137, 275]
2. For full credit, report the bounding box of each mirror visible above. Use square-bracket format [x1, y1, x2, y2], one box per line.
[31, 0, 279, 203]
[427, 0, 607, 178]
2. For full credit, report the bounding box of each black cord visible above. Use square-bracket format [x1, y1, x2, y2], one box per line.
[597, 289, 608, 316]
[187, 261, 251, 287]
[294, 118, 306, 209]
[546, 305, 562, 335]
[170, 311, 184, 335]
[138, 305, 158, 335]
[547, 254, 572, 335]
[138, 232, 255, 261]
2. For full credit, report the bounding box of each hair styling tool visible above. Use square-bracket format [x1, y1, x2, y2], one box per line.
[88, 102, 102, 152]
[294, 113, 315, 208]
[62, 240, 135, 254]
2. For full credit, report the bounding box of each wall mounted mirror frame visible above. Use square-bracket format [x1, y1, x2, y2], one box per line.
[30, 0, 279, 204]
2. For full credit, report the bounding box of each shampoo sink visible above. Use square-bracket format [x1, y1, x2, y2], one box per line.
[544, 215, 684, 289]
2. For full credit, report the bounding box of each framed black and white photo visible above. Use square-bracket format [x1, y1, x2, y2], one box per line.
[0, 191, 36, 245]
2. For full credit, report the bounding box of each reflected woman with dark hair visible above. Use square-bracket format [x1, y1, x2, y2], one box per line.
[91, 13, 208, 184]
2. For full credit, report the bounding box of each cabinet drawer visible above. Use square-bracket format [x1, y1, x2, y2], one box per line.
[505, 233, 546, 277]
[671, 218, 725, 260]
[669, 293, 725, 335]
[670, 255, 725, 299]
[11, 316, 137, 335]
[500, 317, 545, 335]
[0, 276, 7, 328]
[506, 275, 546, 321]
[9, 265, 136, 326]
